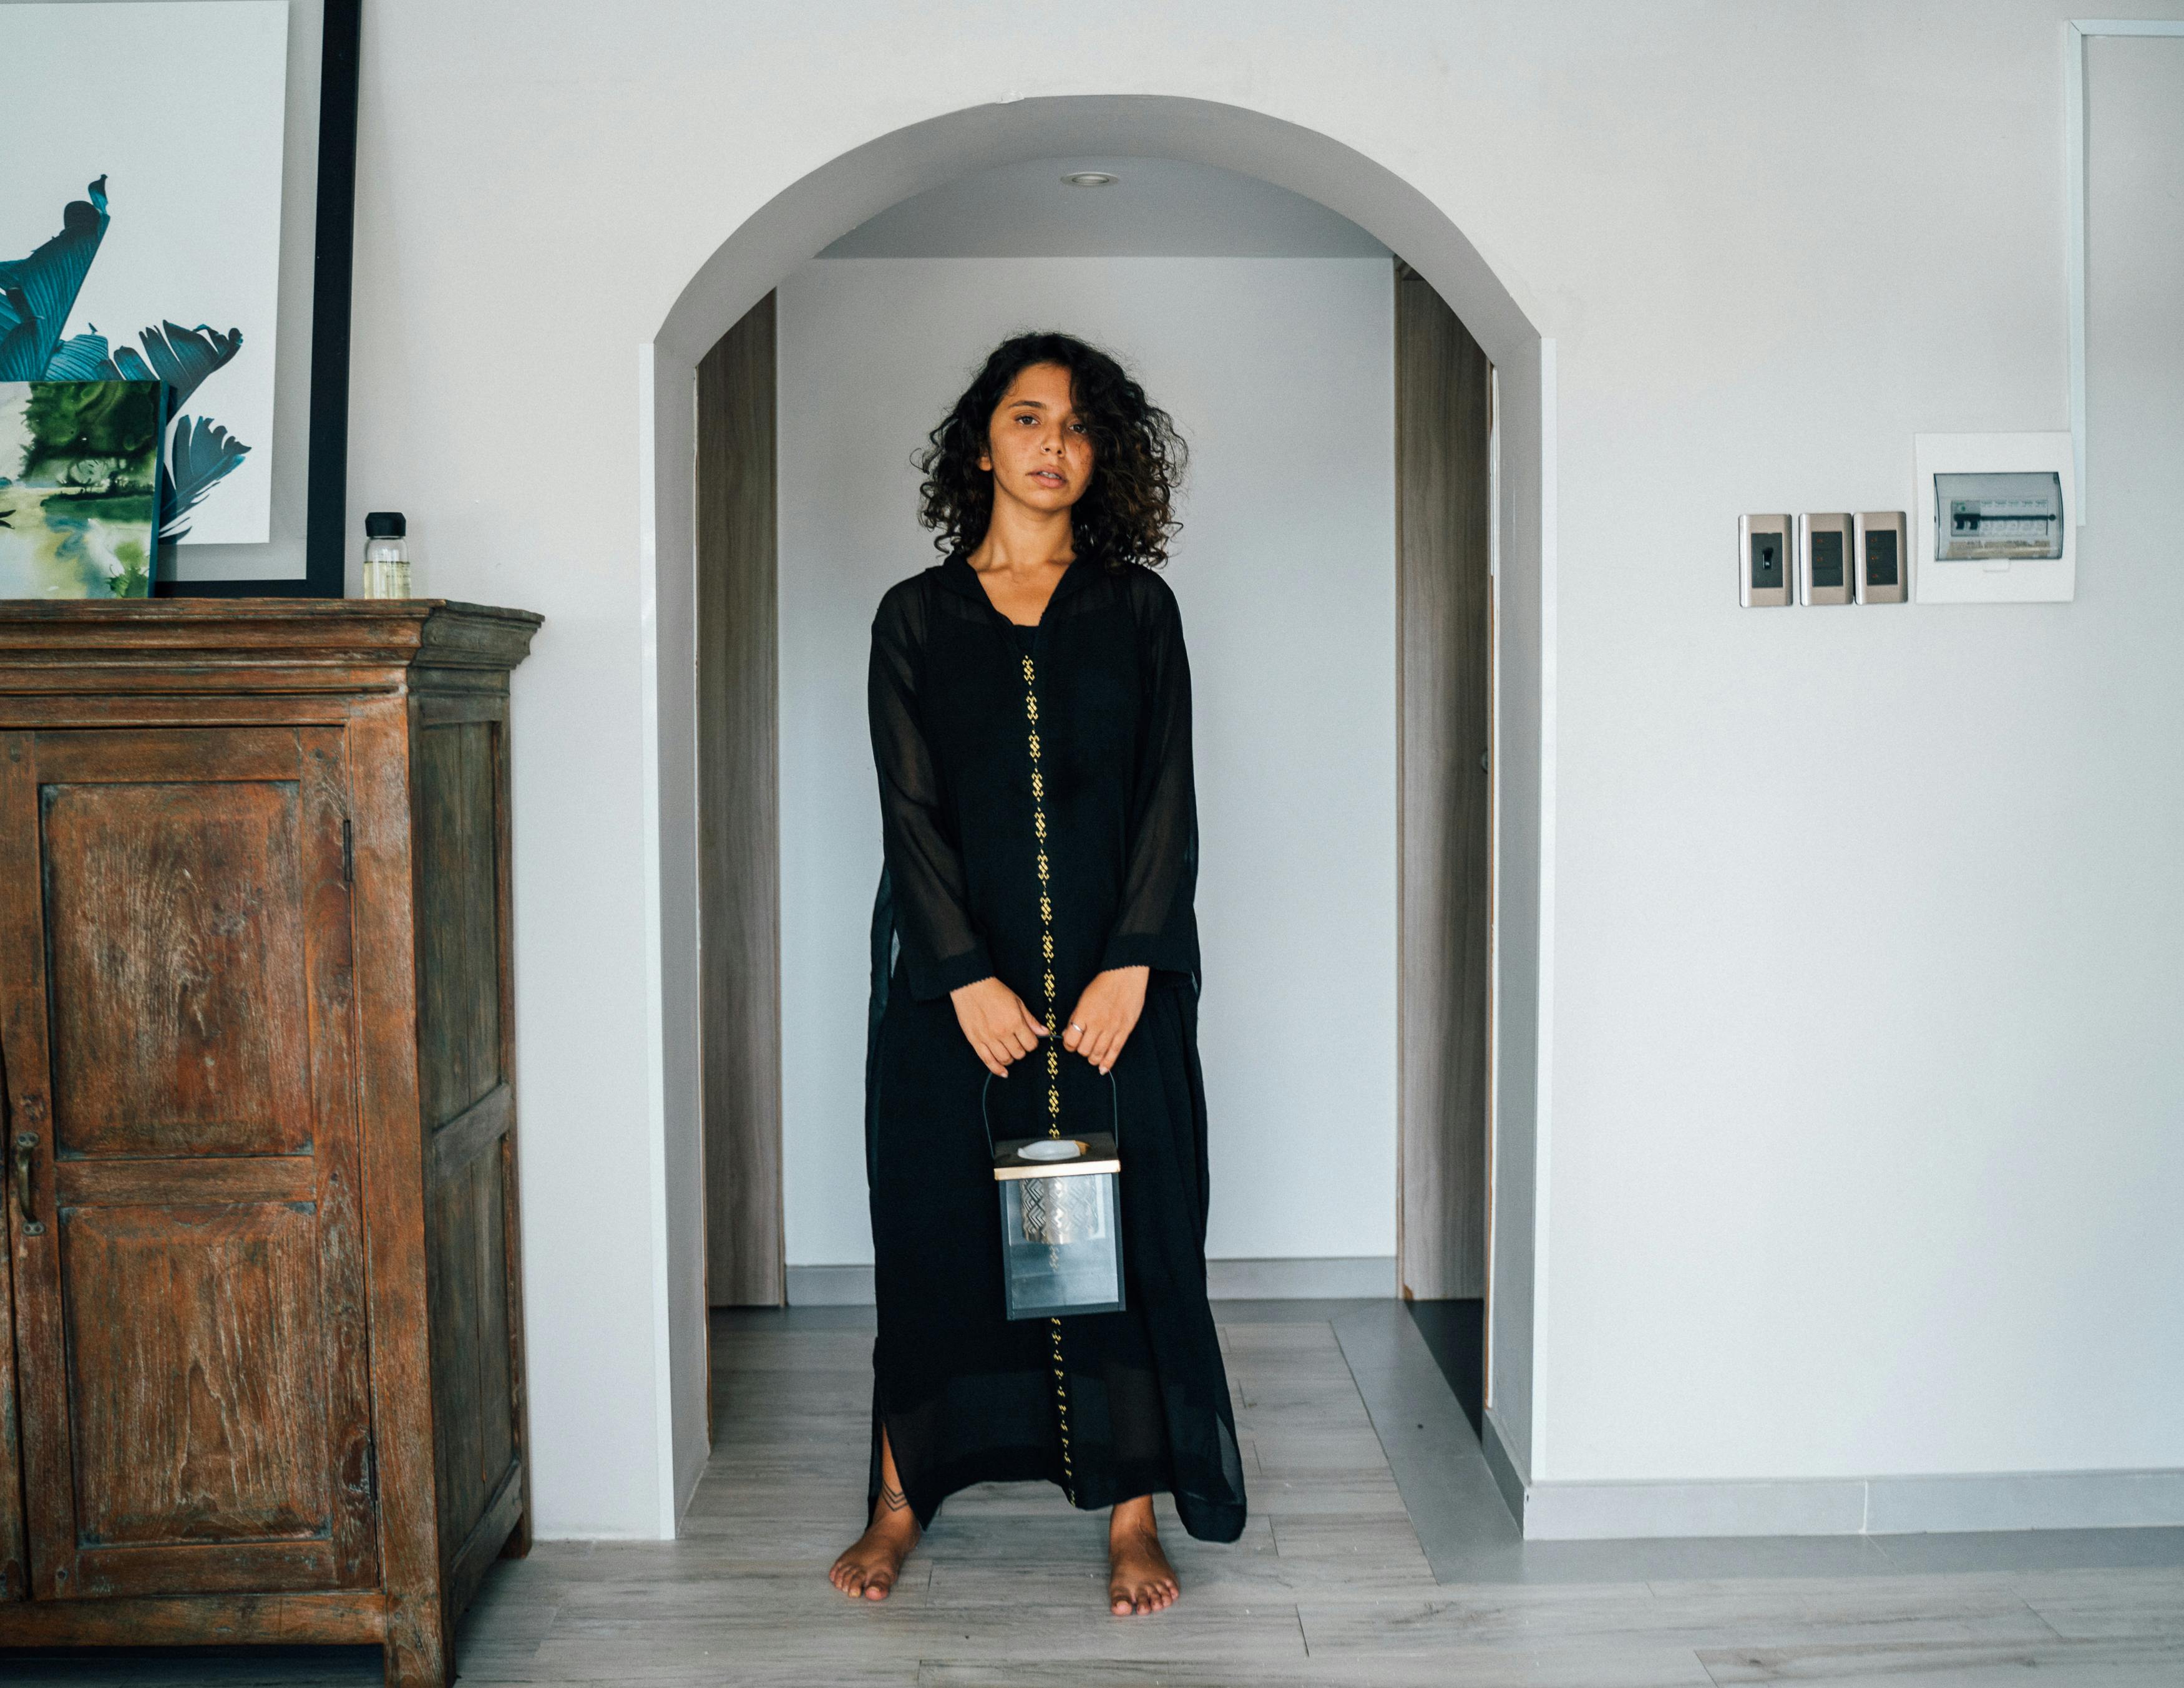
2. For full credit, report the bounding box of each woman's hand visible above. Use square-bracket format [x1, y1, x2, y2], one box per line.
[950, 977, 1050, 1078]
[1062, 966, 1151, 1075]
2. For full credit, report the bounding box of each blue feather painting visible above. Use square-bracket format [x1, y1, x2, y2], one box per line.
[2, 3, 289, 552]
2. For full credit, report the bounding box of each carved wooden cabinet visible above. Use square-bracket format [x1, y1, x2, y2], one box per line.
[0, 601, 540, 1687]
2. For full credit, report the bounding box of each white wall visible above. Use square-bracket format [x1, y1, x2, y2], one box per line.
[339, 0, 2184, 1535]
[1531, 16, 2184, 1487]
[776, 256, 1397, 1270]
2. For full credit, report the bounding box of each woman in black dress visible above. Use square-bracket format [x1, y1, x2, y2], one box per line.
[829, 334, 1247, 1615]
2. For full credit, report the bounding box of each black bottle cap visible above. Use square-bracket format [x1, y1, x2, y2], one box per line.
[364, 511, 406, 538]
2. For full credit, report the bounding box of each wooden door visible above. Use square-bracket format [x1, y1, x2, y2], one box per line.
[697, 291, 785, 1307]
[1395, 260, 1495, 1300]
[0, 725, 376, 1601]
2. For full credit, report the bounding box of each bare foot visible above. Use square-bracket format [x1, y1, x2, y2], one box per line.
[832, 1426, 919, 1601]
[1107, 1496, 1179, 1616]
[829, 1491, 919, 1601]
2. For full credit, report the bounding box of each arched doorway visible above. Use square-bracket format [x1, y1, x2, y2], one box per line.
[639, 94, 1553, 1524]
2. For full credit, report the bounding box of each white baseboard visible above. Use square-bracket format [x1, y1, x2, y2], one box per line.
[1480, 1407, 1529, 1529]
[781, 1255, 1397, 1308]
[1476, 1403, 2184, 1541]
[781, 1264, 876, 1305]
[1206, 1255, 1397, 1299]
[1861, 1468, 2184, 1534]
[1514, 1466, 2184, 1540]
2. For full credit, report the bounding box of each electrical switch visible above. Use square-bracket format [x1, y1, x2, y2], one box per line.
[1797, 514, 1854, 606]
[1739, 515, 1793, 607]
[1853, 511, 1908, 604]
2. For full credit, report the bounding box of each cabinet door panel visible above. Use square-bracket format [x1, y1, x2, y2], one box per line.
[61, 1203, 328, 1546]
[42, 778, 311, 1159]
[0, 726, 375, 1601]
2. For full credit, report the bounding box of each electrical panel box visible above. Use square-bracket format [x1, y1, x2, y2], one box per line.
[1797, 513, 1854, 605]
[1854, 511, 1908, 604]
[1913, 432, 2076, 604]
[1934, 474, 2063, 562]
[1739, 514, 1792, 607]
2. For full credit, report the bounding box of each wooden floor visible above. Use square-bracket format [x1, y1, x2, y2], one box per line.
[12, 1301, 2182, 1686]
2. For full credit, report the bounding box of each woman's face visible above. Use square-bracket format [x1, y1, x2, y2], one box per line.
[977, 361, 1094, 518]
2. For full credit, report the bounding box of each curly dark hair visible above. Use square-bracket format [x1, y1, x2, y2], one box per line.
[916, 331, 1186, 569]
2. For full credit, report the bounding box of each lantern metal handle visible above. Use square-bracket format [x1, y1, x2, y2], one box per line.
[981, 1066, 1119, 1162]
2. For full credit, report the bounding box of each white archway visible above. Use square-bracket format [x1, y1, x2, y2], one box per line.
[638, 94, 1555, 1525]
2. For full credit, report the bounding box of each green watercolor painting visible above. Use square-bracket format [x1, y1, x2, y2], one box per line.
[0, 379, 163, 598]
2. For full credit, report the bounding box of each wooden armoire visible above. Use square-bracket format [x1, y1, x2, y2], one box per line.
[0, 600, 540, 1687]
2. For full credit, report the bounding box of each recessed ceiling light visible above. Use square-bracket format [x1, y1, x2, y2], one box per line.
[1061, 171, 1119, 188]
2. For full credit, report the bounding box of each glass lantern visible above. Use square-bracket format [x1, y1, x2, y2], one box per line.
[985, 1073, 1125, 1320]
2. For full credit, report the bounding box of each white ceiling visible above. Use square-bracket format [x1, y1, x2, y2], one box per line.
[818, 155, 1389, 259]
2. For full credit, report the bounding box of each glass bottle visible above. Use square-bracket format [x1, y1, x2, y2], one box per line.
[362, 512, 412, 598]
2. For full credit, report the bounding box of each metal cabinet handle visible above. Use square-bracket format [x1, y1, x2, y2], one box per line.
[12, 1132, 34, 1228]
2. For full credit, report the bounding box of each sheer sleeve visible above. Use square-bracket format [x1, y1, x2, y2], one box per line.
[869, 586, 997, 1001]
[1098, 575, 1201, 981]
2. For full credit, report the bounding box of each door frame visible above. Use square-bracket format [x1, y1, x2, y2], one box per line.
[645, 93, 1557, 1530]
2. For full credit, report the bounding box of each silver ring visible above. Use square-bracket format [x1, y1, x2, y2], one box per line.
[1068, 1022, 1084, 1032]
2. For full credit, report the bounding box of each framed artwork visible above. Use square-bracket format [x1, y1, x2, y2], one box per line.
[0, 379, 166, 597]
[0, 0, 360, 597]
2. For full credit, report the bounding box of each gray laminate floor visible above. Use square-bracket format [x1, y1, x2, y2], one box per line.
[11, 1299, 2182, 1684]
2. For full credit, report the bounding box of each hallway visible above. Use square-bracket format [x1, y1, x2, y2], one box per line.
[12, 1300, 2182, 1684]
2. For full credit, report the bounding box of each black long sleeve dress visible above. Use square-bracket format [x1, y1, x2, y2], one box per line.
[860, 546, 1248, 1544]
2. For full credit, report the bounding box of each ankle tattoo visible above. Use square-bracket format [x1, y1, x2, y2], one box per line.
[879, 1480, 908, 1514]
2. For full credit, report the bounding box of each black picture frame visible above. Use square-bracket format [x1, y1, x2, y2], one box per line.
[157, 0, 359, 599]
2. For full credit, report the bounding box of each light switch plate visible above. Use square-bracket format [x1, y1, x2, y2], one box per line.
[1797, 513, 1854, 605]
[1854, 511, 1908, 604]
[1913, 432, 2075, 603]
[1740, 514, 1793, 607]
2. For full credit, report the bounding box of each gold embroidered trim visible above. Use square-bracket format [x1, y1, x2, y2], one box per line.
[1023, 646, 1076, 1502]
